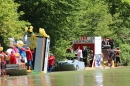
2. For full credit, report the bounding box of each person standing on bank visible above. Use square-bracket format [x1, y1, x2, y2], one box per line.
[48, 53, 55, 72]
[90, 50, 94, 67]
[102, 38, 106, 48]
[82, 47, 88, 67]
[0, 50, 7, 76]
[115, 47, 121, 67]
[76, 47, 83, 61]
[108, 38, 114, 49]
[26, 47, 33, 70]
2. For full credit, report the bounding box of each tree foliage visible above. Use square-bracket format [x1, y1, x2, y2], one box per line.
[15, 0, 114, 59]
[0, 0, 30, 49]
[105, 0, 130, 65]
[79, 0, 113, 37]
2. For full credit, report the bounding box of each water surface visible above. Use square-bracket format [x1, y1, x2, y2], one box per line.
[1, 67, 130, 86]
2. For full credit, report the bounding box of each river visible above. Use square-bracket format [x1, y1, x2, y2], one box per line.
[1, 66, 130, 86]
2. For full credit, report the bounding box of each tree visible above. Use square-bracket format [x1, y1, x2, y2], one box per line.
[14, 0, 130, 64]
[15, 0, 114, 59]
[104, 0, 130, 65]
[15, 0, 85, 59]
[105, 0, 130, 41]
[122, 0, 130, 5]
[0, 0, 30, 49]
[79, 0, 113, 37]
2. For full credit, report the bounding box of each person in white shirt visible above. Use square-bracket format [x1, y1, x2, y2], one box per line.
[76, 47, 83, 61]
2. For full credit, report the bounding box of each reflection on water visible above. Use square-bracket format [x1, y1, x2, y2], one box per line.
[1, 76, 29, 86]
[78, 75, 84, 86]
[44, 74, 55, 86]
[1, 73, 86, 86]
[1, 67, 130, 86]
[95, 69, 103, 86]
[1, 74, 56, 86]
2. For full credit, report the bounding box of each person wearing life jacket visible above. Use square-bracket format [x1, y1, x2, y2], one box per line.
[5, 51, 10, 64]
[10, 51, 17, 64]
[0, 49, 7, 76]
[115, 47, 121, 67]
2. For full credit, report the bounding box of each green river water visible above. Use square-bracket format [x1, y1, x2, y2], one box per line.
[1, 66, 130, 86]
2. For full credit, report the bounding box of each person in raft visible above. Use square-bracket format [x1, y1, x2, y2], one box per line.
[26, 47, 33, 70]
[10, 51, 17, 64]
[0, 50, 7, 76]
[48, 53, 55, 72]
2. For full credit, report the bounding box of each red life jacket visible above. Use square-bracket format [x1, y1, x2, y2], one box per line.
[10, 53, 16, 64]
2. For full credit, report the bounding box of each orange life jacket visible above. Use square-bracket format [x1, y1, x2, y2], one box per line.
[0, 52, 5, 62]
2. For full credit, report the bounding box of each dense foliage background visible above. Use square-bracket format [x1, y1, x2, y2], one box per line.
[0, 0, 30, 49]
[0, 0, 130, 65]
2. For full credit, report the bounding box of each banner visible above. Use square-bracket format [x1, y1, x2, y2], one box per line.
[92, 54, 102, 67]
[6, 64, 19, 70]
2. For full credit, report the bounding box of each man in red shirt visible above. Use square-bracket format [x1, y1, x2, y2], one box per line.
[48, 53, 55, 72]
[26, 47, 32, 70]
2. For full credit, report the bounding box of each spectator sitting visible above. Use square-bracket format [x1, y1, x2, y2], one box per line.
[107, 57, 112, 67]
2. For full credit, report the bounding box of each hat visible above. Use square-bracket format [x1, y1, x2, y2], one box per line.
[0, 47, 3, 51]
[17, 40, 26, 47]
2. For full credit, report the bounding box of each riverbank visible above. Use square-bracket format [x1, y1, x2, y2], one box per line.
[85, 66, 124, 70]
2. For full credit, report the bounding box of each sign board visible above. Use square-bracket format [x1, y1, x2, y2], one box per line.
[73, 37, 94, 44]
[73, 40, 93, 44]
[6, 64, 19, 70]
